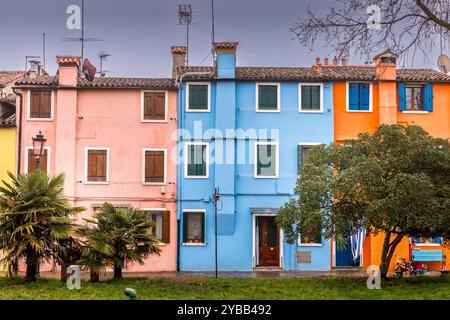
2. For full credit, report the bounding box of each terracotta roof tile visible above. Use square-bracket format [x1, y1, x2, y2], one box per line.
[78, 77, 176, 89]
[0, 71, 26, 88]
[56, 56, 81, 65]
[178, 65, 450, 82]
[15, 76, 176, 89]
[171, 46, 187, 55]
[0, 113, 15, 127]
[397, 69, 450, 82]
[0, 93, 16, 105]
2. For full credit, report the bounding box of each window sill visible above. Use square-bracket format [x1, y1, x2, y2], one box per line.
[298, 244, 323, 247]
[256, 109, 280, 113]
[186, 109, 210, 113]
[345, 110, 373, 113]
[142, 182, 167, 186]
[182, 243, 206, 246]
[298, 110, 323, 113]
[415, 243, 441, 247]
[185, 176, 209, 179]
[141, 119, 168, 123]
[254, 176, 279, 179]
[401, 111, 429, 114]
[27, 118, 53, 122]
[83, 181, 109, 185]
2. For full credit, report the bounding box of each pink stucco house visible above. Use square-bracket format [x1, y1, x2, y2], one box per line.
[14, 55, 178, 272]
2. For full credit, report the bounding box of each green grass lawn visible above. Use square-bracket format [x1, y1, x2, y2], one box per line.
[0, 275, 449, 300]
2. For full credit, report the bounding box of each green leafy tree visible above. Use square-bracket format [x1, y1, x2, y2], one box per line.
[77, 203, 161, 281]
[277, 125, 450, 278]
[0, 172, 83, 282]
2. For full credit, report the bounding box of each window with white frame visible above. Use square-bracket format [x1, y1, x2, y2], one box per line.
[142, 149, 166, 184]
[185, 142, 209, 178]
[84, 147, 110, 183]
[299, 83, 323, 112]
[256, 83, 280, 112]
[183, 210, 206, 244]
[346, 82, 372, 112]
[145, 209, 170, 243]
[255, 142, 278, 178]
[298, 223, 323, 246]
[186, 83, 210, 112]
[28, 90, 54, 120]
[141, 91, 168, 122]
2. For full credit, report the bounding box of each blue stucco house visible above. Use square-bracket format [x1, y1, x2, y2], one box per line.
[174, 42, 334, 271]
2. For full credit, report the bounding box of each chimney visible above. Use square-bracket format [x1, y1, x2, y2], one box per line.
[374, 50, 399, 125]
[333, 56, 338, 66]
[341, 58, 347, 66]
[56, 56, 80, 86]
[171, 46, 187, 78]
[374, 50, 398, 81]
[314, 57, 322, 72]
[324, 57, 329, 66]
[214, 42, 238, 78]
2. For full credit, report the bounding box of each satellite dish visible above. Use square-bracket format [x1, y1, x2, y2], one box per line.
[437, 55, 450, 74]
[83, 58, 97, 81]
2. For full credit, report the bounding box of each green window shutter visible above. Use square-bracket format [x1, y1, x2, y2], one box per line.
[301, 86, 312, 110]
[311, 86, 320, 110]
[258, 85, 268, 109]
[200, 213, 205, 243]
[196, 145, 207, 176]
[183, 213, 188, 243]
[187, 145, 197, 176]
[297, 145, 303, 175]
[257, 144, 276, 176]
[258, 85, 278, 110]
[189, 85, 208, 110]
[187, 144, 207, 177]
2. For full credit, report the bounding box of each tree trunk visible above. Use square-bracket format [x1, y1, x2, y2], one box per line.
[25, 252, 38, 283]
[12, 258, 19, 276]
[380, 231, 405, 279]
[380, 232, 391, 279]
[113, 264, 123, 280]
[60, 263, 68, 283]
[90, 270, 100, 283]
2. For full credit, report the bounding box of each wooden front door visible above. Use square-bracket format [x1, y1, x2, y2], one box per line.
[257, 216, 280, 267]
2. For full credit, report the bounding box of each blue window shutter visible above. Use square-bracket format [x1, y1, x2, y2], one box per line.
[359, 84, 370, 110]
[434, 236, 442, 244]
[348, 83, 359, 110]
[398, 83, 406, 111]
[424, 84, 433, 112]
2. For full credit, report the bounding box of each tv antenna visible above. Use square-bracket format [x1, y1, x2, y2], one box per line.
[178, 4, 193, 66]
[61, 0, 102, 65]
[98, 51, 111, 76]
[25, 55, 41, 71]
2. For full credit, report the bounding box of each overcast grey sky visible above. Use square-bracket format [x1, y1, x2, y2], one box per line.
[0, 0, 444, 77]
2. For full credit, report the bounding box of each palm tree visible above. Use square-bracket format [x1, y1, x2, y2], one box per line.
[0, 172, 83, 282]
[77, 203, 161, 280]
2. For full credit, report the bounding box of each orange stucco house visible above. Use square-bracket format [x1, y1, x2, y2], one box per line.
[322, 51, 450, 272]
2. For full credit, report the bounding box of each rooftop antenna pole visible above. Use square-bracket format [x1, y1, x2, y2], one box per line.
[211, 0, 215, 64]
[61, 0, 102, 71]
[81, 0, 85, 62]
[42, 33, 46, 70]
[178, 4, 193, 66]
[98, 51, 111, 76]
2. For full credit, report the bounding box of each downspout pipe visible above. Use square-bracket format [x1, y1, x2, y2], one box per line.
[12, 88, 23, 175]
